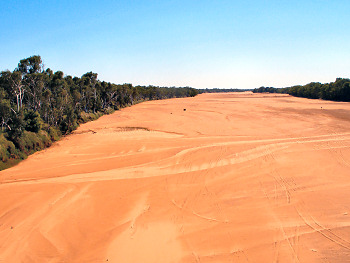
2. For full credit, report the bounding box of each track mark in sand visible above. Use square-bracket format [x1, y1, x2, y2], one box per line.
[263, 152, 292, 204]
[192, 251, 201, 263]
[338, 149, 350, 167]
[171, 199, 183, 210]
[259, 180, 271, 202]
[121, 194, 151, 238]
[267, 199, 300, 263]
[172, 133, 350, 173]
[191, 211, 229, 223]
[4, 132, 350, 187]
[49, 186, 76, 206]
[129, 203, 150, 238]
[295, 202, 350, 251]
[273, 240, 281, 263]
[278, 175, 291, 204]
[172, 132, 350, 160]
[329, 146, 350, 168]
[171, 198, 228, 224]
[260, 153, 301, 262]
[0, 143, 291, 186]
[291, 226, 301, 263]
[170, 170, 230, 224]
[261, 179, 303, 261]
[311, 218, 350, 247]
[3, 143, 280, 185]
[171, 143, 290, 173]
[277, 220, 301, 262]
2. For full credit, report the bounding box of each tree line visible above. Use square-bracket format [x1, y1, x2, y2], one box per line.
[0, 55, 198, 170]
[198, 88, 252, 93]
[252, 78, 350, 102]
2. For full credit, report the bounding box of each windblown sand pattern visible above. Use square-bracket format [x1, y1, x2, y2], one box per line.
[1, 92, 350, 262]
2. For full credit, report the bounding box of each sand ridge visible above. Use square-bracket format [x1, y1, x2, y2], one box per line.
[1, 92, 350, 262]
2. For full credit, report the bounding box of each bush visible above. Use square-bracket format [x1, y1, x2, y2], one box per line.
[14, 131, 52, 155]
[24, 110, 44, 132]
[37, 130, 52, 147]
[48, 127, 61, 142]
[0, 134, 14, 162]
[78, 111, 103, 123]
[102, 107, 115, 115]
[0, 134, 25, 170]
[0, 130, 54, 171]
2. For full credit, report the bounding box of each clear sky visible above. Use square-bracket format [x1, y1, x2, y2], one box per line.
[1, 0, 350, 89]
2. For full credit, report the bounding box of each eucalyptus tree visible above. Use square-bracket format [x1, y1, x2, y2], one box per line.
[81, 72, 98, 112]
[0, 87, 12, 131]
[16, 55, 43, 75]
[0, 70, 25, 112]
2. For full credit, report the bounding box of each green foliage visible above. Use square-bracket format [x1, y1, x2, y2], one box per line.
[0, 97, 12, 131]
[13, 131, 51, 155]
[78, 111, 103, 124]
[0, 134, 26, 170]
[0, 134, 17, 162]
[0, 159, 22, 171]
[199, 88, 251, 93]
[37, 130, 52, 148]
[252, 87, 281, 93]
[6, 110, 25, 142]
[60, 106, 78, 134]
[16, 55, 43, 75]
[253, 79, 350, 102]
[102, 107, 115, 115]
[48, 127, 61, 141]
[24, 110, 43, 132]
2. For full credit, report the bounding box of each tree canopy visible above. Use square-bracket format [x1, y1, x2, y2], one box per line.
[252, 79, 350, 102]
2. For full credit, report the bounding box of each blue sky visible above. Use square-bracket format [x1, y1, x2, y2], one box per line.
[1, 0, 349, 89]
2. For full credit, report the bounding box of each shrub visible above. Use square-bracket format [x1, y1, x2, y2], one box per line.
[48, 127, 61, 142]
[0, 134, 25, 169]
[78, 111, 103, 124]
[24, 110, 44, 132]
[0, 134, 12, 162]
[102, 107, 115, 115]
[14, 131, 52, 155]
[38, 130, 52, 147]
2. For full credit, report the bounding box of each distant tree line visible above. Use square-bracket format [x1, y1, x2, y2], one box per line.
[252, 78, 350, 102]
[252, 86, 282, 94]
[199, 88, 252, 93]
[0, 55, 198, 170]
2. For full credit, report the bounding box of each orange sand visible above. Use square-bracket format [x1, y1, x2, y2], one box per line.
[1, 92, 350, 262]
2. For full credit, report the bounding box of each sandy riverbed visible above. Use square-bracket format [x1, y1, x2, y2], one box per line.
[1, 92, 350, 262]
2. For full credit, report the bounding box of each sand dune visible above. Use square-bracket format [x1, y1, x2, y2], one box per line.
[1, 92, 350, 262]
